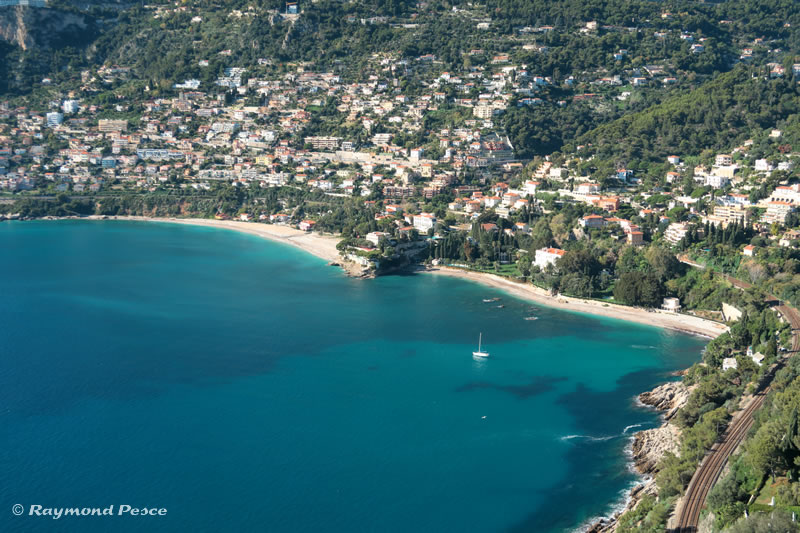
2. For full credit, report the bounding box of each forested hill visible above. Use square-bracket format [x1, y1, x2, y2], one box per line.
[89, 0, 800, 80]
[3, 0, 800, 94]
[568, 67, 800, 179]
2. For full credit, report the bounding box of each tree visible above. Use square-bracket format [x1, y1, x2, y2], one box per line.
[645, 245, 682, 281]
[746, 420, 785, 482]
[766, 337, 778, 358]
[656, 452, 694, 498]
[613, 271, 664, 307]
[558, 249, 602, 277]
[708, 472, 747, 516]
[727, 510, 800, 533]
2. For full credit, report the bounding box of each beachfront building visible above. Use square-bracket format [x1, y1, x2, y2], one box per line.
[366, 231, 391, 246]
[298, 220, 316, 231]
[534, 247, 566, 270]
[661, 297, 681, 313]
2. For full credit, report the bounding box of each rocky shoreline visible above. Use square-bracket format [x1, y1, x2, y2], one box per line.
[586, 381, 690, 533]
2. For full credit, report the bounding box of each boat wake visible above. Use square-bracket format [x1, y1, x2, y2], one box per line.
[622, 423, 644, 434]
[560, 434, 616, 442]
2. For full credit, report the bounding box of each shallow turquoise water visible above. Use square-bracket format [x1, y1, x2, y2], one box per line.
[0, 220, 705, 532]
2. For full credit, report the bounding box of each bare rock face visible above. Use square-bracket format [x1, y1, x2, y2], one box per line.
[0, 6, 89, 50]
[631, 424, 682, 475]
[639, 381, 690, 420]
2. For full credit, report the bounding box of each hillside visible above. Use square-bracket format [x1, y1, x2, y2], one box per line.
[569, 66, 800, 180]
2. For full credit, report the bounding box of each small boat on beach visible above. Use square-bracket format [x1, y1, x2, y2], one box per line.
[472, 333, 489, 358]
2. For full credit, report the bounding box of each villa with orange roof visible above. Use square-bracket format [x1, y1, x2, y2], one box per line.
[534, 247, 566, 269]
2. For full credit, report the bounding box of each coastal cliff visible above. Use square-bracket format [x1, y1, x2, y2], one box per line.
[639, 381, 691, 422]
[587, 381, 690, 533]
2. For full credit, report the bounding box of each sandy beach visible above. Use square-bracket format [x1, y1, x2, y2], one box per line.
[83, 216, 727, 337]
[423, 267, 728, 339]
[104, 216, 343, 264]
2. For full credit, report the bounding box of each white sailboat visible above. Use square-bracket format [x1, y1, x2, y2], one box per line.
[472, 333, 489, 358]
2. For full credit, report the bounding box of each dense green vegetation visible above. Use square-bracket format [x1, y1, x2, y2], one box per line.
[703, 356, 800, 530]
[570, 68, 800, 182]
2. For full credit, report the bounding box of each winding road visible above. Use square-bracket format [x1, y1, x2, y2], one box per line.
[671, 258, 800, 532]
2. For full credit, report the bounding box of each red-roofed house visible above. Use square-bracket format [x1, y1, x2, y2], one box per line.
[580, 214, 606, 229]
[627, 231, 644, 246]
[534, 247, 566, 269]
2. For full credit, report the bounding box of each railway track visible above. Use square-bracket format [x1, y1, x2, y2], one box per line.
[672, 303, 800, 532]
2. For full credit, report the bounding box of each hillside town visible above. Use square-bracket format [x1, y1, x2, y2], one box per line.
[2, 47, 800, 275]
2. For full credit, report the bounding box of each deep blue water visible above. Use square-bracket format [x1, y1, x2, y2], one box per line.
[0, 221, 705, 532]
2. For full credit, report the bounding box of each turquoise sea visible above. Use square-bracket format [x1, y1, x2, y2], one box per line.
[0, 221, 705, 532]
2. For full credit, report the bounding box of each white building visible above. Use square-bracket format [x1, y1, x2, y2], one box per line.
[46, 112, 63, 127]
[754, 159, 774, 172]
[722, 357, 738, 371]
[715, 154, 733, 166]
[534, 247, 566, 269]
[62, 100, 80, 114]
[298, 220, 316, 232]
[523, 180, 540, 196]
[705, 174, 729, 189]
[769, 184, 800, 205]
[763, 202, 796, 225]
[576, 182, 601, 195]
[366, 231, 390, 246]
[412, 213, 436, 232]
[304, 136, 341, 150]
[664, 222, 691, 245]
[661, 297, 681, 312]
[473, 105, 495, 119]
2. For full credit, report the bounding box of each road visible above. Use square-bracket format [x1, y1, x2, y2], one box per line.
[671, 260, 800, 532]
